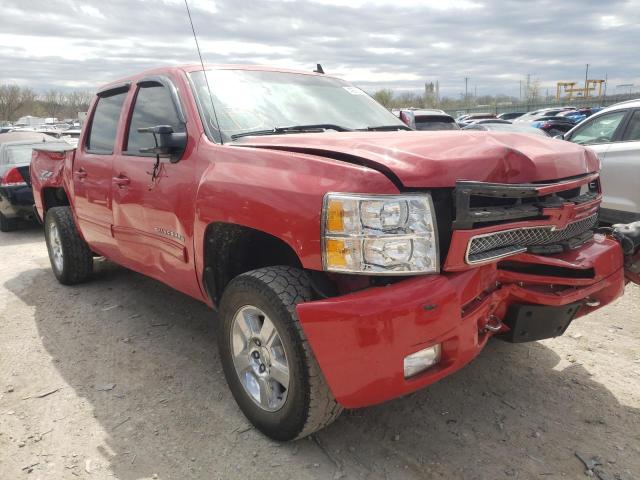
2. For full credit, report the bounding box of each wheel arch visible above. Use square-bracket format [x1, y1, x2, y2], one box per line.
[202, 222, 304, 305]
[41, 186, 71, 213]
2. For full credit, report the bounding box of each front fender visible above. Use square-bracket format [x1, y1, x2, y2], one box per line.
[192, 141, 399, 289]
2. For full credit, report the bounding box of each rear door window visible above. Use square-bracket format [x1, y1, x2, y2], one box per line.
[622, 110, 640, 141]
[86, 90, 128, 153]
[125, 83, 185, 155]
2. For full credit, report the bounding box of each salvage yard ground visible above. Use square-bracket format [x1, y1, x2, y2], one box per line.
[1, 225, 639, 480]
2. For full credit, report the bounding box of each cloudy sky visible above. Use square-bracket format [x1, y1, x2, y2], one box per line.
[1, 0, 639, 97]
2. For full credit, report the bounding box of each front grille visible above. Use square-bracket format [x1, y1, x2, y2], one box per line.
[467, 213, 598, 264]
[453, 174, 600, 230]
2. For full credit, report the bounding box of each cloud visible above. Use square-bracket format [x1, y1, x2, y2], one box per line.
[0, 0, 638, 98]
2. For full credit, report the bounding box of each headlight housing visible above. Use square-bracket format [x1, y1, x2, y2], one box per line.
[322, 193, 439, 275]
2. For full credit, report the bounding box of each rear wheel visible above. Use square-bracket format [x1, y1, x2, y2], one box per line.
[0, 212, 18, 232]
[44, 207, 93, 285]
[218, 266, 342, 441]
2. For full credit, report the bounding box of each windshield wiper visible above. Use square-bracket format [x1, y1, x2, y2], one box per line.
[231, 124, 353, 140]
[360, 125, 412, 131]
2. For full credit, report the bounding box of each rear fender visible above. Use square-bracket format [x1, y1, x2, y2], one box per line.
[31, 148, 76, 218]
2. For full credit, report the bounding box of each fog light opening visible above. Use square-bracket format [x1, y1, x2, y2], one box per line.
[403, 344, 442, 379]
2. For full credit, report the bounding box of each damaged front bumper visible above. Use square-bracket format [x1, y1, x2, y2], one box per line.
[297, 234, 629, 409]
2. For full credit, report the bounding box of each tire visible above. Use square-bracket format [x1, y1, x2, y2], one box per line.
[0, 212, 18, 232]
[218, 266, 342, 441]
[44, 207, 93, 285]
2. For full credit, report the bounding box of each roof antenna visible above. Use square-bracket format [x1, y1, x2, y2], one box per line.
[184, 0, 224, 144]
[314, 63, 325, 74]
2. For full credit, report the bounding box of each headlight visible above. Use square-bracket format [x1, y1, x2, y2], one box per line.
[322, 193, 439, 274]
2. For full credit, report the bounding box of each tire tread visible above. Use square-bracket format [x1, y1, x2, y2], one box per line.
[231, 266, 343, 439]
[45, 207, 93, 285]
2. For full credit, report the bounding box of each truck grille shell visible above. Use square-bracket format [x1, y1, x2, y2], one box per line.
[466, 213, 598, 264]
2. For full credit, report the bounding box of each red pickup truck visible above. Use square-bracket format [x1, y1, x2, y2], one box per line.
[31, 65, 640, 441]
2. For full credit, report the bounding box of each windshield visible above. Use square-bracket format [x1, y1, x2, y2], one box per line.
[4, 143, 69, 165]
[414, 116, 459, 131]
[190, 69, 404, 142]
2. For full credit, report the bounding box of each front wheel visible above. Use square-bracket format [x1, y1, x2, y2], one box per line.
[218, 266, 342, 441]
[44, 207, 93, 285]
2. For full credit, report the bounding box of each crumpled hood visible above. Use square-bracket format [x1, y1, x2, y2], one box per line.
[233, 131, 599, 187]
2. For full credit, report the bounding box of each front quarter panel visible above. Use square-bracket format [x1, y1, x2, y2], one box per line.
[192, 141, 400, 285]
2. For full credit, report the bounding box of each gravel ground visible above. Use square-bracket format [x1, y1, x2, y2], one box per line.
[1, 224, 639, 480]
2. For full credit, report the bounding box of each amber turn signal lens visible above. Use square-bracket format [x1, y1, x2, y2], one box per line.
[325, 238, 347, 267]
[326, 200, 344, 233]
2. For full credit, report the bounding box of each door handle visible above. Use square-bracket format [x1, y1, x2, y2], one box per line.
[112, 175, 130, 187]
[74, 168, 88, 179]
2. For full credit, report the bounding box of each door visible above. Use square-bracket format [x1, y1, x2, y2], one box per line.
[601, 109, 640, 222]
[111, 77, 201, 299]
[566, 109, 629, 220]
[73, 86, 129, 254]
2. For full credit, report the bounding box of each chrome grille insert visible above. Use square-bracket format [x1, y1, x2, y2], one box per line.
[466, 213, 598, 264]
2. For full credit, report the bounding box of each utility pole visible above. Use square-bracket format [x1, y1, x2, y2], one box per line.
[584, 63, 590, 97]
[464, 77, 469, 107]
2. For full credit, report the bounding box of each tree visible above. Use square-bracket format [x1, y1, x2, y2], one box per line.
[42, 89, 67, 119]
[0, 85, 35, 122]
[65, 90, 92, 117]
[372, 89, 395, 108]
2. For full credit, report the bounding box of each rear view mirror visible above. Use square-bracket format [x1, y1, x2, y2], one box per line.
[138, 125, 187, 163]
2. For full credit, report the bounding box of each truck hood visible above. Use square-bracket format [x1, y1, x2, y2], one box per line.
[233, 131, 598, 188]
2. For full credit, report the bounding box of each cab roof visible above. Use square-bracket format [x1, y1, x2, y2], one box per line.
[96, 64, 331, 94]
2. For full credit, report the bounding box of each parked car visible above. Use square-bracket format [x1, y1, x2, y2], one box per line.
[497, 112, 526, 121]
[462, 123, 550, 136]
[514, 107, 575, 124]
[465, 118, 512, 125]
[60, 129, 82, 147]
[0, 132, 69, 231]
[30, 65, 639, 441]
[397, 109, 460, 130]
[530, 116, 576, 136]
[562, 99, 640, 224]
[457, 113, 497, 126]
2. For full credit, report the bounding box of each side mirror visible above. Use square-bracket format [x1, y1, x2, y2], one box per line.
[138, 125, 187, 163]
[553, 134, 565, 140]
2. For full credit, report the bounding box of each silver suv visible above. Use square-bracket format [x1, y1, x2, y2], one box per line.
[563, 99, 640, 224]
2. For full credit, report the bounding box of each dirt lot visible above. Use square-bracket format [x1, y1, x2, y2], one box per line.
[1, 225, 639, 480]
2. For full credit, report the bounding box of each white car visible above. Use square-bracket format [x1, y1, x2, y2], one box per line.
[563, 99, 640, 224]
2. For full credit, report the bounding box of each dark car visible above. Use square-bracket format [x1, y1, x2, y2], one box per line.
[497, 112, 526, 121]
[396, 109, 460, 131]
[514, 107, 575, 124]
[462, 123, 550, 137]
[457, 112, 497, 126]
[0, 132, 70, 231]
[529, 116, 576, 137]
[465, 118, 512, 125]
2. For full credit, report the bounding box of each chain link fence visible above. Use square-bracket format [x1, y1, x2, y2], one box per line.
[442, 92, 639, 117]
